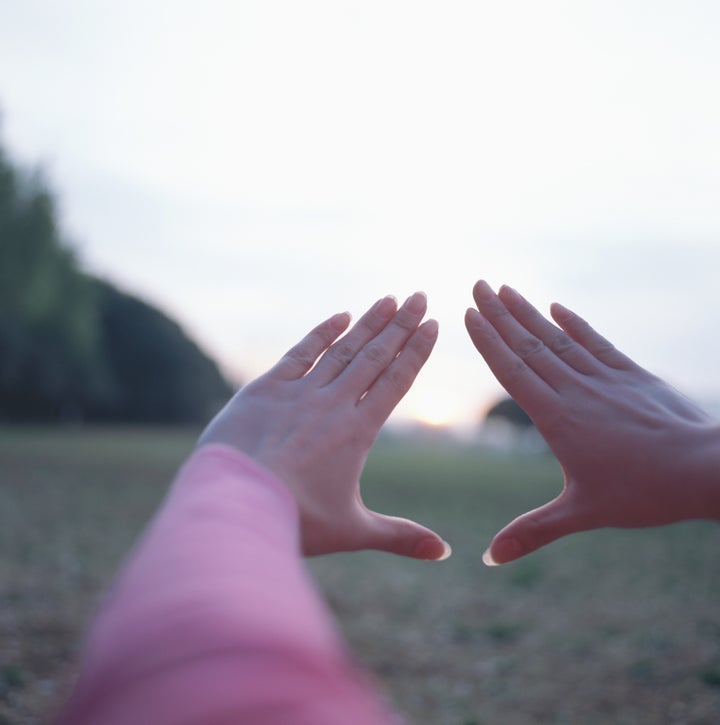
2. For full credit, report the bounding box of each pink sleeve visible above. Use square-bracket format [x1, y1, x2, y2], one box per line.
[55, 444, 398, 725]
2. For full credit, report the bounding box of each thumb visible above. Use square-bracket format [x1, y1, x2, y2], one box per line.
[483, 495, 580, 566]
[363, 511, 452, 561]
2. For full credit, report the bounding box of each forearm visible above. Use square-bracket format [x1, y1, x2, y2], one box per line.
[56, 445, 392, 725]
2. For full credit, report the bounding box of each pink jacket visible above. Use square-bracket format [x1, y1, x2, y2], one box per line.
[56, 444, 397, 724]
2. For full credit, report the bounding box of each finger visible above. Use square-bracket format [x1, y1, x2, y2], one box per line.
[359, 318, 438, 425]
[465, 306, 558, 414]
[551, 303, 640, 371]
[482, 495, 581, 566]
[339, 291, 429, 397]
[269, 311, 352, 380]
[309, 295, 398, 386]
[497, 285, 601, 376]
[472, 280, 583, 391]
[363, 510, 452, 561]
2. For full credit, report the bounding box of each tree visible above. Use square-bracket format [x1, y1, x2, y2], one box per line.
[485, 397, 534, 428]
[0, 143, 102, 420]
[0, 121, 233, 423]
[481, 396, 546, 453]
[89, 280, 233, 423]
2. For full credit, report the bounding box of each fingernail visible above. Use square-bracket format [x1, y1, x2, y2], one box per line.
[465, 307, 485, 329]
[551, 302, 573, 322]
[437, 540, 453, 561]
[474, 280, 494, 301]
[375, 295, 397, 319]
[499, 285, 522, 306]
[482, 537, 522, 566]
[330, 311, 351, 331]
[415, 536, 450, 560]
[420, 318, 439, 339]
[404, 291, 427, 314]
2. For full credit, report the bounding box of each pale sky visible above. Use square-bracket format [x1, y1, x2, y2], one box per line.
[2, 1, 720, 430]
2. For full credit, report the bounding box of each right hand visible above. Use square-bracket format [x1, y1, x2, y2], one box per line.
[198, 292, 450, 561]
[465, 280, 720, 565]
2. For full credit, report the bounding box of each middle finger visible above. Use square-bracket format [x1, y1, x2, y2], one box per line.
[309, 294, 399, 386]
[329, 291, 429, 396]
[473, 281, 583, 390]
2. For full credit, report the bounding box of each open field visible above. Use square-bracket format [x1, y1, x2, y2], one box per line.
[1, 427, 719, 724]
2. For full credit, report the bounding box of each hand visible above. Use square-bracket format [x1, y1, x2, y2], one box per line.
[465, 280, 720, 565]
[198, 292, 450, 560]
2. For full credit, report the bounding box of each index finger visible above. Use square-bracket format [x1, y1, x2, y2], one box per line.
[269, 311, 352, 381]
[332, 291, 428, 396]
[465, 306, 558, 415]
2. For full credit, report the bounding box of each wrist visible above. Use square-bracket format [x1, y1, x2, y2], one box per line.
[677, 421, 720, 521]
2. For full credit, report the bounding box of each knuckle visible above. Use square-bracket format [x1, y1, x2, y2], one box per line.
[573, 318, 594, 339]
[503, 358, 530, 387]
[285, 347, 315, 370]
[549, 332, 575, 355]
[592, 339, 616, 357]
[329, 341, 355, 367]
[388, 366, 413, 394]
[469, 316, 501, 345]
[358, 316, 379, 335]
[486, 303, 512, 321]
[363, 343, 390, 368]
[515, 336, 545, 359]
[390, 310, 417, 332]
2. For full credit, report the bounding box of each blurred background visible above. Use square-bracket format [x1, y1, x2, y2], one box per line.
[2, 2, 720, 724]
[2, 0, 720, 431]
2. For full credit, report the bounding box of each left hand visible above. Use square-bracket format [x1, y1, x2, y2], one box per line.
[198, 292, 451, 560]
[465, 280, 719, 565]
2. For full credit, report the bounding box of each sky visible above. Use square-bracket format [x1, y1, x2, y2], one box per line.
[1, 0, 720, 431]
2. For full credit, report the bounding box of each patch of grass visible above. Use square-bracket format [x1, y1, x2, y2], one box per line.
[1, 665, 25, 690]
[450, 621, 527, 645]
[699, 667, 720, 688]
[508, 558, 545, 589]
[628, 657, 657, 683]
[697, 620, 720, 640]
[481, 622, 526, 644]
[2, 427, 720, 724]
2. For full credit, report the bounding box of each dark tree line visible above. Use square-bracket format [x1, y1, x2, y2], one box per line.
[0, 128, 234, 424]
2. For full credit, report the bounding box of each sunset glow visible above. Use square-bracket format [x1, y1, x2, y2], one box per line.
[405, 391, 465, 429]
